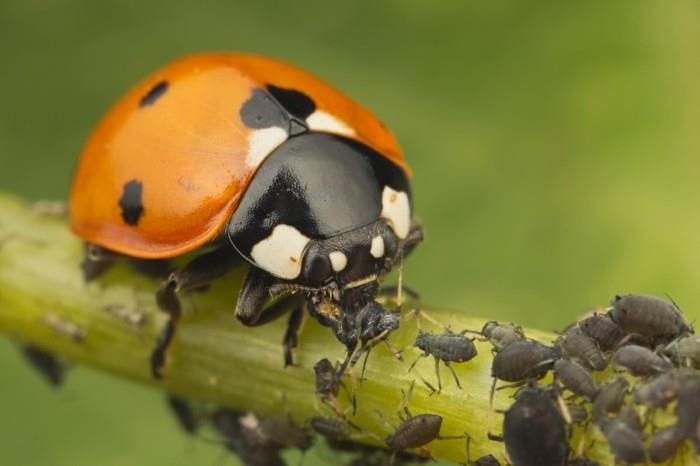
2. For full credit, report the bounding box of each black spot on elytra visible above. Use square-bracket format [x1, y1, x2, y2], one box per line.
[240, 88, 288, 129]
[139, 81, 169, 108]
[266, 84, 316, 120]
[119, 180, 144, 226]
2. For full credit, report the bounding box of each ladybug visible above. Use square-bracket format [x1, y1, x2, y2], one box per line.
[69, 53, 422, 378]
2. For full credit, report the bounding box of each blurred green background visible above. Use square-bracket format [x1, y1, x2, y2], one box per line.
[1, 1, 699, 465]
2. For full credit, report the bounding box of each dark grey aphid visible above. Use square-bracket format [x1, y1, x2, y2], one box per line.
[252, 414, 314, 451]
[568, 459, 600, 466]
[385, 413, 443, 453]
[674, 370, 700, 440]
[633, 371, 678, 409]
[591, 377, 629, 422]
[617, 405, 642, 433]
[502, 386, 568, 466]
[314, 358, 339, 398]
[567, 404, 588, 424]
[211, 409, 286, 466]
[648, 425, 684, 463]
[664, 335, 700, 368]
[481, 320, 526, 352]
[471, 455, 500, 466]
[310, 416, 353, 442]
[613, 344, 672, 376]
[491, 340, 560, 382]
[598, 419, 646, 464]
[20, 345, 66, 386]
[609, 294, 692, 341]
[578, 312, 624, 351]
[556, 326, 607, 371]
[410, 330, 478, 391]
[553, 359, 599, 401]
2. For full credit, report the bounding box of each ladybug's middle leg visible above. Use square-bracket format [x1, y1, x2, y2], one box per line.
[151, 247, 238, 379]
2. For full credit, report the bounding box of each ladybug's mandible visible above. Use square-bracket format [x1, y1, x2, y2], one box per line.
[69, 53, 422, 378]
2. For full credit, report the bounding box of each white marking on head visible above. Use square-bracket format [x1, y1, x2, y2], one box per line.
[306, 110, 356, 137]
[246, 127, 288, 167]
[370, 235, 385, 258]
[329, 251, 347, 272]
[380, 186, 410, 239]
[250, 224, 310, 279]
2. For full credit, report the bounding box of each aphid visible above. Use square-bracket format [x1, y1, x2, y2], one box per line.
[309, 416, 353, 442]
[648, 425, 684, 463]
[335, 302, 402, 378]
[20, 345, 67, 386]
[613, 344, 671, 376]
[409, 329, 478, 392]
[567, 404, 589, 424]
[385, 413, 443, 454]
[44, 313, 86, 342]
[633, 371, 677, 409]
[591, 377, 629, 422]
[674, 370, 700, 440]
[166, 396, 200, 434]
[481, 321, 526, 352]
[501, 385, 568, 466]
[313, 358, 343, 413]
[244, 413, 314, 451]
[597, 419, 646, 464]
[491, 340, 560, 383]
[609, 294, 692, 341]
[567, 459, 600, 466]
[553, 359, 599, 401]
[617, 405, 642, 433]
[32, 200, 68, 217]
[465, 435, 501, 466]
[663, 335, 700, 368]
[211, 409, 286, 466]
[578, 312, 624, 351]
[103, 304, 148, 327]
[556, 326, 607, 371]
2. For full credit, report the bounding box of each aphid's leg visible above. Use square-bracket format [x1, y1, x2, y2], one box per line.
[20, 345, 67, 386]
[407, 353, 437, 393]
[282, 303, 305, 367]
[151, 247, 238, 379]
[487, 377, 499, 441]
[434, 357, 443, 393]
[443, 360, 462, 390]
[81, 243, 118, 281]
[402, 307, 445, 330]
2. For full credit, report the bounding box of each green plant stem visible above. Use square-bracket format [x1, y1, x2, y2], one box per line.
[0, 193, 616, 465]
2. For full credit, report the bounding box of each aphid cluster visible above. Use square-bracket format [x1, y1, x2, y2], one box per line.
[487, 293, 698, 465]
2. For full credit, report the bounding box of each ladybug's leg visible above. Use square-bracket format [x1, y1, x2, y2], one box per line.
[20, 345, 67, 387]
[236, 267, 306, 366]
[81, 243, 118, 281]
[282, 305, 305, 367]
[166, 395, 201, 435]
[151, 247, 238, 379]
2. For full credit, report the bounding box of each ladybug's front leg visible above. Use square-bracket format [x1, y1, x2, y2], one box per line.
[235, 267, 305, 366]
[151, 247, 238, 379]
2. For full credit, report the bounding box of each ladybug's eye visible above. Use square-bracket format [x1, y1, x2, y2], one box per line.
[302, 248, 332, 285]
